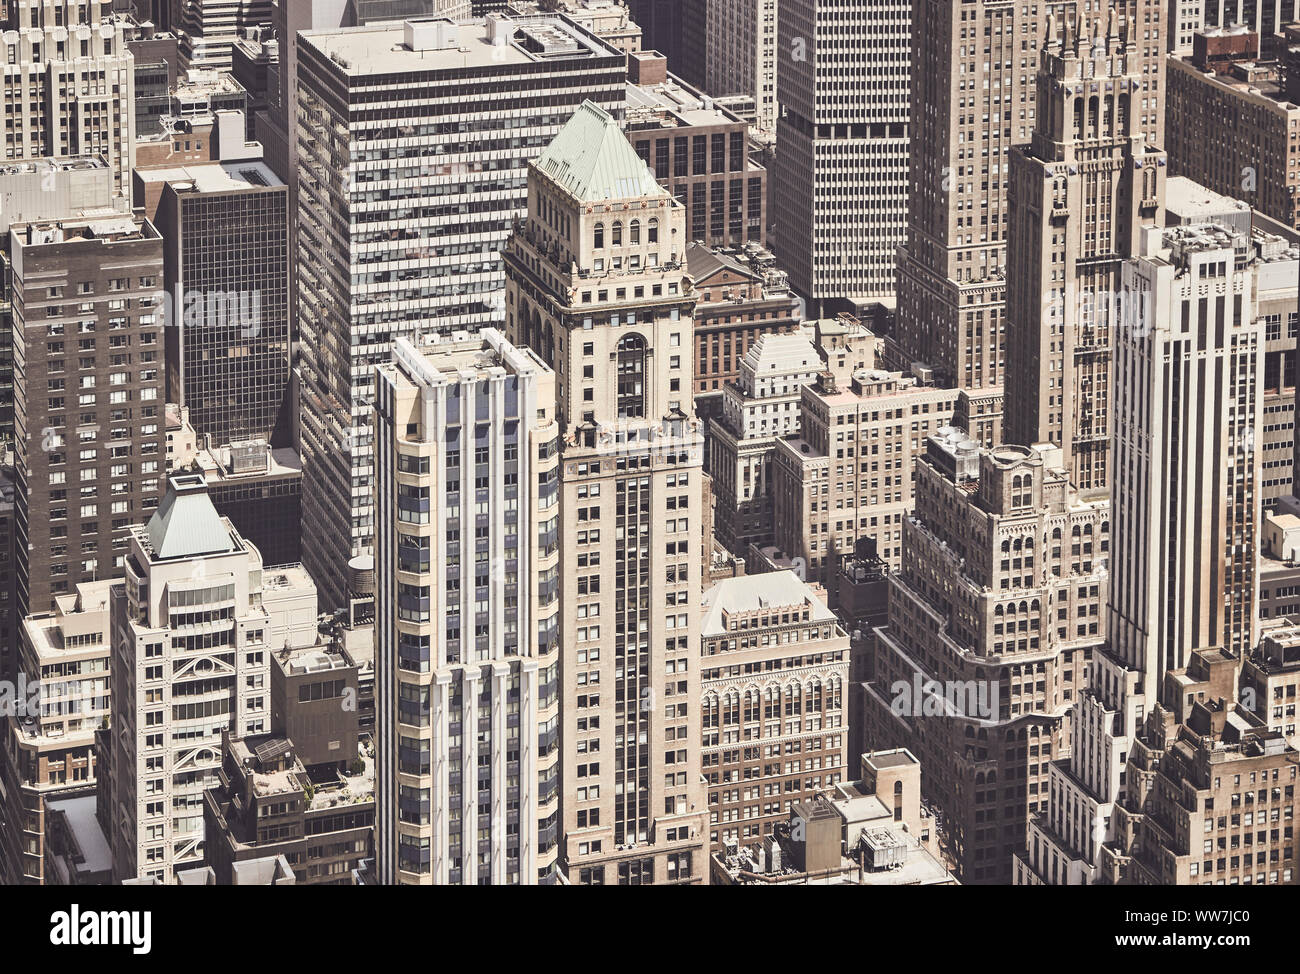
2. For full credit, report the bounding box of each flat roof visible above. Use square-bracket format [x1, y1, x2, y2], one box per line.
[136, 159, 283, 192]
[47, 795, 113, 876]
[301, 17, 611, 76]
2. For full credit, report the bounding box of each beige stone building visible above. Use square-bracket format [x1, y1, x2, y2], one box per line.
[1, 1, 137, 195]
[372, 330, 560, 885]
[1166, 36, 1300, 233]
[865, 433, 1109, 884]
[770, 368, 958, 583]
[706, 331, 822, 554]
[892, 1, 1165, 444]
[699, 570, 849, 854]
[504, 100, 708, 885]
[1006, 15, 1167, 495]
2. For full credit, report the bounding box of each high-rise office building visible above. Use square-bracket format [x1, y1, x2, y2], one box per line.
[863, 432, 1109, 883]
[170, 0, 273, 71]
[705, 0, 778, 141]
[504, 100, 709, 884]
[1006, 14, 1167, 494]
[892, 2, 1164, 445]
[9, 212, 166, 619]
[1015, 209, 1272, 886]
[103, 474, 320, 881]
[2, 1, 137, 195]
[294, 14, 625, 610]
[1111, 219, 1265, 679]
[372, 330, 560, 885]
[140, 158, 290, 449]
[773, 0, 910, 310]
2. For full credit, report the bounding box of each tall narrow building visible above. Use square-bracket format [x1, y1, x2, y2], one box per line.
[372, 330, 560, 885]
[1, 0, 137, 196]
[1016, 207, 1272, 886]
[772, 0, 910, 310]
[504, 101, 709, 884]
[293, 14, 625, 610]
[9, 212, 166, 619]
[892, 1, 1164, 445]
[104, 475, 320, 881]
[1006, 13, 1167, 494]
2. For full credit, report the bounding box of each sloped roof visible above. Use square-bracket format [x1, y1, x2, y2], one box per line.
[685, 242, 757, 283]
[146, 475, 237, 560]
[699, 570, 837, 637]
[534, 100, 667, 202]
[742, 331, 821, 375]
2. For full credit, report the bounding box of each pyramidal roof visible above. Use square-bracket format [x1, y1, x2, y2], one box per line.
[534, 101, 668, 202]
[146, 475, 237, 560]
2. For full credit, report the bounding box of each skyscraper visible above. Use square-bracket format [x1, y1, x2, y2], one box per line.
[1110, 218, 1265, 679]
[504, 100, 709, 884]
[1006, 13, 1167, 494]
[705, 0, 779, 142]
[1016, 205, 1274, 886]
[104, 475, 320, 881]
[372, 330, 560, 885]
[773, 0, 910, 310]
[293, 14, 625, 609]
[892, 1, 1164, 445]
[143, 157, 291, 448]
[864, 432, 1109, 883]
[9, 212, 166, 619]
[1, 0, 138, 196]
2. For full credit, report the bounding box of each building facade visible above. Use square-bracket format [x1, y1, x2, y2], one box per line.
[505, 100, 709, 884]
[103, 475, 319, 881]
[699, 570, 849, 855]
[865, 434, 1109, 883]
[9, 212, 166, 618]
[294, 14, 626, 609]
[372, 331, 559, 885]
[1006, 15, 1167, 494]
[773, 0, 910, 308]
[1, 0, 137, 195]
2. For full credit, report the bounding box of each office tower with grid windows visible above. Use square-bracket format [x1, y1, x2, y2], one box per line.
[504, 100, 709, 884]
[892, 1, 1164, 446]
[8, 212, 166, 620]
[705, 0, 778, 141]
[772, 0, 910, 310]
[1006, 13, 1166, 495]
[170, 0, 273, 72]
[293, 15, 625, 610]
[1, 0, 137, 196]
[103, 474, 321, 882]
[141, 158, 290, 449]
[372, 330, 561, 885]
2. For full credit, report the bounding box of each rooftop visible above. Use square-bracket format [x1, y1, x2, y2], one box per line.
[534, 99, 666, 202]
[135, 159, 283, 192]
[301, 15, 614, 76]
[700, 569, 838, 636]
[143, 475, 239, 561]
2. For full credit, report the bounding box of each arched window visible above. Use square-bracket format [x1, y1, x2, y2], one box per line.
[647, 218, 659, 243]
[593, 222, 604, 249]
[629, 219, 640, 244]
[616, 333, 646, 418]
[612, 221, 623, 246]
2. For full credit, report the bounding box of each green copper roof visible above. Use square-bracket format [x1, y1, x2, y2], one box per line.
[534, 100, 668, 203]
